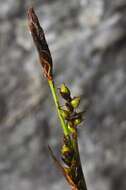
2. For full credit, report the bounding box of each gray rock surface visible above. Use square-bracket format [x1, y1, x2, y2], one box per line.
[0, 0, 126, 189]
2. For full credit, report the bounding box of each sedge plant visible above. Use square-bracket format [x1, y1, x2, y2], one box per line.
[27, 7, 88, 190]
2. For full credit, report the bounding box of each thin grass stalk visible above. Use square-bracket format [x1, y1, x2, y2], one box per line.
[48, 80, 70, 136]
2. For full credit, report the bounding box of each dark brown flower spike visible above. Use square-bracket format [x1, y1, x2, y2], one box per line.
[27, 7, 53, 80]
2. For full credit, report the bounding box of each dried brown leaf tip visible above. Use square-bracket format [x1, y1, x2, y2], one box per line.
[27, 7, 53, 80]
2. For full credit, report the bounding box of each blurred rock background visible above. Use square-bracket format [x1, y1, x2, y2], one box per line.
[0, 0, 126, 189]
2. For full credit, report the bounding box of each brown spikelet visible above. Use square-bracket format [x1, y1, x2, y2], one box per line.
[27, 7, 53, 80]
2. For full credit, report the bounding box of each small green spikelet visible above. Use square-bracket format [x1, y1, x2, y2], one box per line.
[60, 83, 71, 101]
[60, 83, 70, 95]
[60, 109, 70, 119]
[71, 97, 80, 108]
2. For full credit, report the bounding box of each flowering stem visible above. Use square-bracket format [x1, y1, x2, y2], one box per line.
[28, 7, 88, 190]
[48, 80, 70, 136]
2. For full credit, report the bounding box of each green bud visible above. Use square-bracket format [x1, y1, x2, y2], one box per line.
[71, 97, 80, 108]
[74, 118, 82, 126]
[60, 83, 70, 94]
[59, 84, 71, 100]
[60, 109, 70, 119]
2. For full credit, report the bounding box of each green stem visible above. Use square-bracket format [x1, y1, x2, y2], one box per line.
[48, 80, 69, 136]
[48, 80, 87, 190]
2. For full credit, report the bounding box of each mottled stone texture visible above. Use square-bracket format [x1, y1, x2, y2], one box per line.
[0, 0, 126, 190]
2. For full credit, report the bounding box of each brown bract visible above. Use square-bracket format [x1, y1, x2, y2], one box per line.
[48, 146, 78, 190]
[27, 7, 53, 80]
